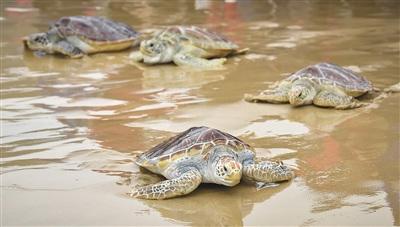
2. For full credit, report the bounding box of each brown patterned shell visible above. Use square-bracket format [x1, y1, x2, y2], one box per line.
[136, 126, 254, 166]
[285, 62, 373, 93]
[53, 16, 139, 42]
[155, 26, 239, 50]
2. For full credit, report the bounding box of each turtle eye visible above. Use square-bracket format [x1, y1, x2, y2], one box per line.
[149, 43, 154, 48]
[297, 92, 302, 97]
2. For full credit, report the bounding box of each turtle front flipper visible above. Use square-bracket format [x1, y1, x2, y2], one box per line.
[129, 169, 202, 200]
[243, 161, 294, 183]
[245, 81, 291, 104]
[129, 51, 144, 62]
[53, 40, 84, 58]
[173, 52, 226, 68]
[244, 90, 289, 104]
[313, 90, 366, 109]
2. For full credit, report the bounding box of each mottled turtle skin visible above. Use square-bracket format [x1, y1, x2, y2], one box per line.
[129, 26, 248, 68]
[245, 62, 375, 109]
[130, 126, 294, 200]
[24, 16, 140, 58]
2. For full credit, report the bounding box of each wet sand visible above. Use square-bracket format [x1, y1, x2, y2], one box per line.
[1, 0, 399, 226]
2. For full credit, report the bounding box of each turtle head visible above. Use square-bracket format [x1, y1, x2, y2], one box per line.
[24, 33, 51, 51]
[213, 155, 242, 187]
[288, 79, 317, 106]
[140, 38, 175, 64]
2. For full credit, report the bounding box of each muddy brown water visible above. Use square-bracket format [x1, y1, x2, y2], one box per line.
[1, 0, 399, 226]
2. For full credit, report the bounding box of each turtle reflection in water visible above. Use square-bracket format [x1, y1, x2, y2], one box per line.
[133, 180, 290, 226]
[130, 126, 294, 200]
[245, 62, 399, 110]
[23, 16, 140, 58]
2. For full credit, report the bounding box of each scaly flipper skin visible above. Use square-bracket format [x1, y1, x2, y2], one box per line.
[243, 161, 294, 183]
[53, 40, 84, 58]
[173, 52, 226, 68]
[129, 169, 202, 200]
[313, 90, 366, 109]
[244, 82, 291, 103]
[244, 90, 289, 103]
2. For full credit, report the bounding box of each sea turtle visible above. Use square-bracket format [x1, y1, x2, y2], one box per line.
[23, 16, 140, 58]
[129, 26, 248, 68]
[130, 126, 294, 200]
[245, 62, 377, 109]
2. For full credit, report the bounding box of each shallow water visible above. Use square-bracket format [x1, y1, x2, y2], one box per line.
[1, 0, 399, 226]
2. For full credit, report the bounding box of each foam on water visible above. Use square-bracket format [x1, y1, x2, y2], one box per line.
[129, 103, 177, 112]
[77, 72, 108, 80]
[238, 120, 310, 138]
[5, 7, 39, 12]
[267, 42, 297, 48]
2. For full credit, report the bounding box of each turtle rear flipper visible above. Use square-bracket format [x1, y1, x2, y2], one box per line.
[129, 169, 202, 200]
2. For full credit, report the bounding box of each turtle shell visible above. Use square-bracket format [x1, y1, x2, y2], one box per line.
[286, 62, 373, 93]
[53, 16, 139, 42]
[136, 126, 253, 169]
[155, 26, 239, 51]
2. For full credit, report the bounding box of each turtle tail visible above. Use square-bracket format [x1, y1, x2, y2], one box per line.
[134, 153, 149, 167]
[232, 47, 249, 56]
[372, 87, 381, 92]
